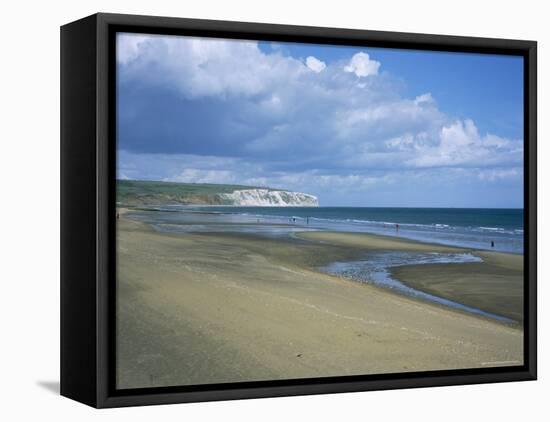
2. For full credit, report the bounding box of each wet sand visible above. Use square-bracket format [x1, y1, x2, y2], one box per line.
[297, 231, 524, 322]
[116, 218, 523, 389]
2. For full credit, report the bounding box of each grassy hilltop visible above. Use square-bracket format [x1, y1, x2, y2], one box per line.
[117, 179, 320, 207]
[117, 179, 269, 206]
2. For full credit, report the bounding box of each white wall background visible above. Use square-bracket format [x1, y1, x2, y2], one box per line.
[1, 0, 547, 419]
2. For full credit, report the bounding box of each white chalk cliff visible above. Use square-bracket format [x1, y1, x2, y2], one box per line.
[218, 189, 319, 207]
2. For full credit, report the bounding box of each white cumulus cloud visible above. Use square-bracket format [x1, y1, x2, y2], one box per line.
[117, 34, 523, 207]
[414, 93, 435, 105]
[118, 33, 307, 98]
[408, 120, 523, 168]
[117, 34, 150, 64]
[305, 56, 326, 73]
[344, 52, 381, 77]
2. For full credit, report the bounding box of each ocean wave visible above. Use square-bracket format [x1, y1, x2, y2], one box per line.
[175, 209, 524, 237]
[127, 206, 524, 253]
[144, 207, 523, 235]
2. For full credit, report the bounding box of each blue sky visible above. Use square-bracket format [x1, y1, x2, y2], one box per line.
[117, 33, 524, 208]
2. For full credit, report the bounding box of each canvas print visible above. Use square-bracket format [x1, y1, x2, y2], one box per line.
[115, 32, 524, 389]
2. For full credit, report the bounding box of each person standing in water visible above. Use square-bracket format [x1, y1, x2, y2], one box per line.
[395, 223, 399, 232]
[491, 241, 495, 248]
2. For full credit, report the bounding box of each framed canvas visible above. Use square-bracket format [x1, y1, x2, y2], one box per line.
[60, 13, 537, 408]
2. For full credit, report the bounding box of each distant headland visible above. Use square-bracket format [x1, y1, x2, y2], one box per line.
[117, 179, 319, 207]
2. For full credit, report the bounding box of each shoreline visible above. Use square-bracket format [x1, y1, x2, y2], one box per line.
[123, 208, 524, 324]
[116, 212, 523, 389]
[122, 205, 524, 254]
[295, 231, 523, 324]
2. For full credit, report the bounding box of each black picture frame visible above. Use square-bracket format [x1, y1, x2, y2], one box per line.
[60, 12, 537, 408]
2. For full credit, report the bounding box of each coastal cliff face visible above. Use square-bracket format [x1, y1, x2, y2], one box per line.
[218, 189, 319, 207]
[117, 180, 319, 207]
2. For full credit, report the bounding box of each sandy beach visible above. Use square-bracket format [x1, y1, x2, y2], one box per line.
[116, 214, 523, 389]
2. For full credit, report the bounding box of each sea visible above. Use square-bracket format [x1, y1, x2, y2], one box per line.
[125, 206, 523, 322]
[130, 206, 524, 255]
